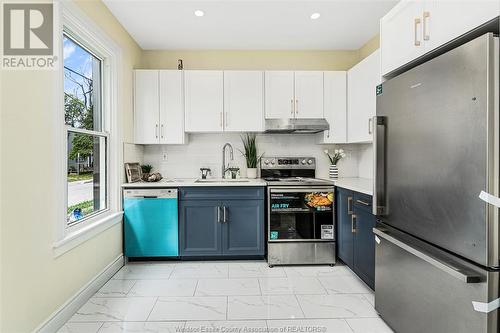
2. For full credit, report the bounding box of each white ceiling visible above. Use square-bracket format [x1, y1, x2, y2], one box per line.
[103, 0, 398, 50]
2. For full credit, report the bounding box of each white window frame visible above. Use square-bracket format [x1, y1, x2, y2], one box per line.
[53, 1, 123, 257]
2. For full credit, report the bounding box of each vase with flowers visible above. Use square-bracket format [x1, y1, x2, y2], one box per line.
[324, 149, 346, 180]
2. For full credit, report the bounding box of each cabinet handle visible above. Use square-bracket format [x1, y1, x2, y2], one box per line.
[414, 18, 421, 46]
[155, 124, 158, 139]
[223, 206, 228, 223]
[220, 112, 223, 128]
[295, 99, 299, 115]
[161, 124, 164, 139]
[423, 11, 430, 41]
[351, 214, 357, 233]
[368, 118, 373, 134]
[347, 196, 353, 214]
[356, 199, 370, 206]
[290, 99, 294, 117]
[225, 112, 229, 127]
[217, 206, 221, 223]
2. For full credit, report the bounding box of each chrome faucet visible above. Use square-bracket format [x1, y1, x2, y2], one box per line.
[222, 143, 234, 179]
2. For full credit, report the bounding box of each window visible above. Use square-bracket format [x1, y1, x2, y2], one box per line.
[64, 34, 108, 225]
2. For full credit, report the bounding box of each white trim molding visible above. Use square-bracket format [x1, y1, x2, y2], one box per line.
[54, 0, 124, 247]
[53, 211, 123, 257]
[35, 255, 124, 333]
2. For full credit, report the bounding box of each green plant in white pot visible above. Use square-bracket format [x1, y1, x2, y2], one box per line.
[240, 133, 263, 179]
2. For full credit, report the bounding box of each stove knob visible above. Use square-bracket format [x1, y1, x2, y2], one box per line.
[270, 159, 276, 165]
[264, 159, 269, 165]
[307, 159, 313, 165]
[301, 159, 307, 165]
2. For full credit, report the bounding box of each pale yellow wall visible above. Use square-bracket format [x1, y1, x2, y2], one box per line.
[357, 34, 380, 61]
[141, 50, 360, 71]
[0, 1, 141, 332]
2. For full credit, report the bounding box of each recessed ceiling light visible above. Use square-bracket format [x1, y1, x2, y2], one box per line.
[310, 13, 320, 20]
[194, 10, 205, 17]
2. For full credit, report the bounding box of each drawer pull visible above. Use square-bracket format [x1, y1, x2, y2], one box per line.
[347, 196, 353, 214]
[356, 199, 370, 206]
[351, 214, 357, 233]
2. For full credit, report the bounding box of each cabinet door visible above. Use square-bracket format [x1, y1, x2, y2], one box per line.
[424, 0, 500, 53]
[224, 71, 264, 132]
[179, 200, 222, 256]
[353, 203, 376, 290]
[336, 188, 354, 267]
[221, 200, 265, 256]
[265, 71, 295, 119]
[294, 71, 324, 119]
[347, 50, 380, 143]
[134, 70, 159, 144]
[321, 71, 347, 143]
[380, 1, 425, 76]
[159, 70, 187, 144]
[184, 70, 224, 132]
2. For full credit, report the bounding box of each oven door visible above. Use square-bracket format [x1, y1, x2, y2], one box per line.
[268, 187, 335, 242]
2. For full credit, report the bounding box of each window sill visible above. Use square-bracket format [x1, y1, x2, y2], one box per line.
[53, 211, 123, 258]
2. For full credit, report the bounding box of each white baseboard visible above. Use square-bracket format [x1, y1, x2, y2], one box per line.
[35, 255, 124, 333]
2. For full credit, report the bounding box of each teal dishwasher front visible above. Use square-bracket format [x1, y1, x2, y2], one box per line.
[124, 188, 179, 257]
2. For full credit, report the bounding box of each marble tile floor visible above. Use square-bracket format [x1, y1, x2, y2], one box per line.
[59, 260, 393, 333]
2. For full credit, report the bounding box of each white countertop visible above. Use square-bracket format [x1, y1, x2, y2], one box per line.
[122, 178, 268, 188]
[333, 177, 373, 196]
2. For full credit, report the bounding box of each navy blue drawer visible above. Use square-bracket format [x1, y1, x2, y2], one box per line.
[180, 187, 265, 201]
[353, 192, 372, 211]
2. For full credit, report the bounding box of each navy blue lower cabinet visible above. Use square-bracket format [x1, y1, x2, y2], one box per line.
[179, 187, 265, 258]
[337, 188, 354, 267]
[179, 200, 222, 256]
[222, 200, 265, 256]
[352, 199, 376, 289]
[336, 188, 376, 289]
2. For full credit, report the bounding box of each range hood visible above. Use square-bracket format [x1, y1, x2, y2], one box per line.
[265, 118, 329, 134]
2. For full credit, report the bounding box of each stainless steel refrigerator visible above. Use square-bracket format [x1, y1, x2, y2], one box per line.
[372, 32, 499, 333]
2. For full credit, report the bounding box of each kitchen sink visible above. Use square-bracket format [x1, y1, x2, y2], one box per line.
[195, 178, 250, 183]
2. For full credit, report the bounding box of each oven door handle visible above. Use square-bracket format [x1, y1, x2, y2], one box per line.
[269, 187, 335, 193]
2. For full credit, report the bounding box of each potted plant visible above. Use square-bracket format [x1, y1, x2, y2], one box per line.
[239, 133, 263, 179]
[324, 149, 346, 180]
[141, 164, 153, 181]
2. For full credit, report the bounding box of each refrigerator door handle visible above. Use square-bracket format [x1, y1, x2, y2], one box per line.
[372, 115, 387, 215]
[373, 227, 482, 284]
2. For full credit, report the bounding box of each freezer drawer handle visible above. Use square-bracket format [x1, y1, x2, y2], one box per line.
[356, 199, 370, 206]
[373, 227, 482, 284]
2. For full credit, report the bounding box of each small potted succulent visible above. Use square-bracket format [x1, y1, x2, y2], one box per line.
[141, 164, 153, 181]
[239, 133, 263, 179]
[324, 149, 346, 180]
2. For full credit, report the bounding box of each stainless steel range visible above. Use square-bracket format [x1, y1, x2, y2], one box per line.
[261, 157, 336, 266]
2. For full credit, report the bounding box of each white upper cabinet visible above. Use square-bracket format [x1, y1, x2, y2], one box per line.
[347, 50, 380, 143]
[381, 0, 499, 77]
[134, 70, 160, 144]
[134, 70, 187, 145]
[425, 1, 499, 51]
[159, 70, 186, 144]
[380, 1, 425, 76]
[223, 71, 264, 132]
[184, 70, 224, 132]
[320, 71, 347, 144]
[294, 71, 324, 119]
[265, 71, 295, 119]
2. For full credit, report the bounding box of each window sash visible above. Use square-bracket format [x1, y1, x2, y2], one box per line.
[66, 129, 109, 227]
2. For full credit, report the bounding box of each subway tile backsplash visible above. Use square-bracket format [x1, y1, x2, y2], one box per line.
[143, 133, 371, 180]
